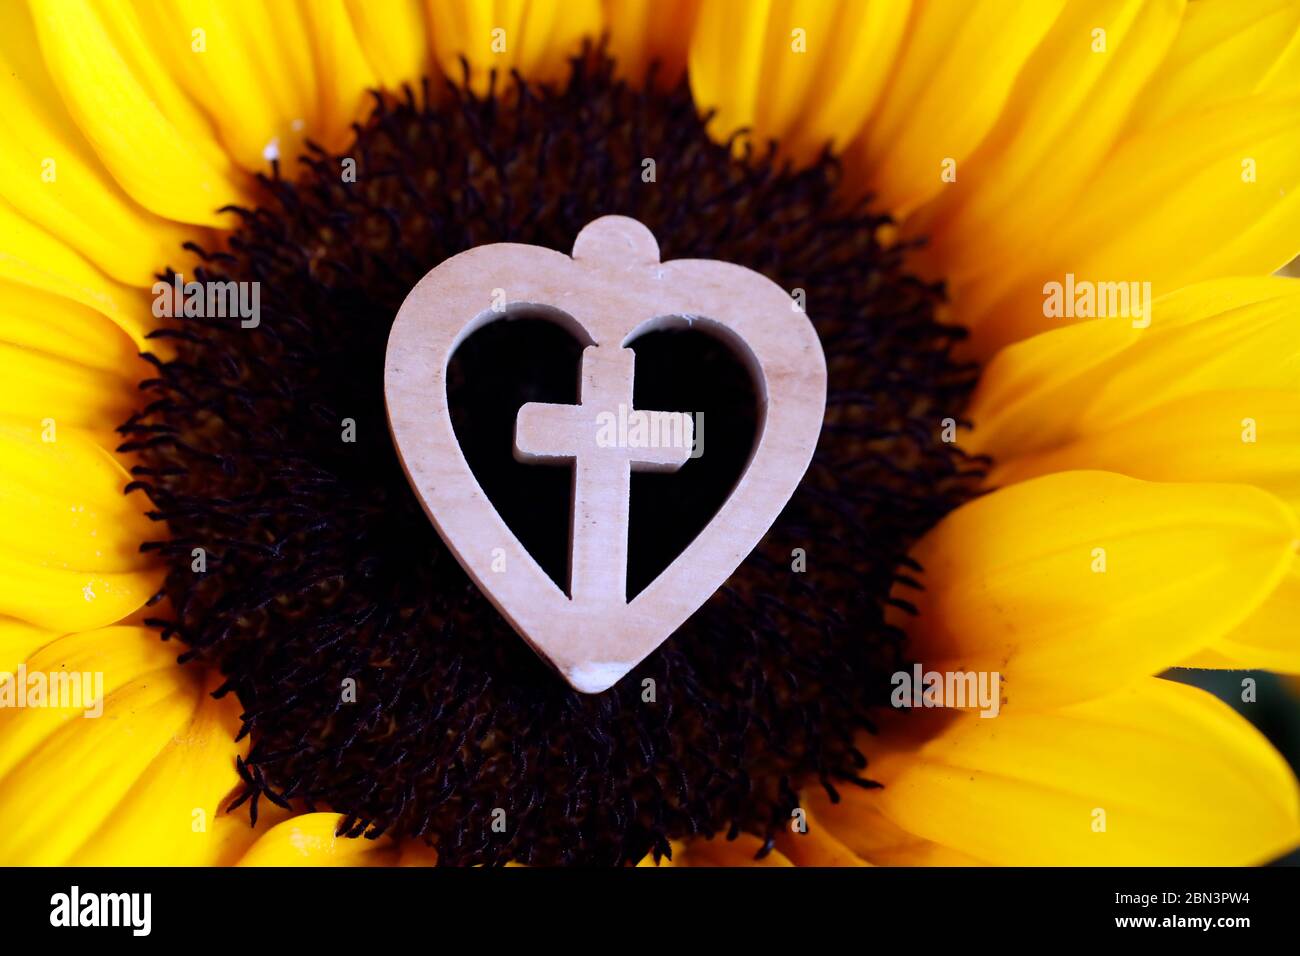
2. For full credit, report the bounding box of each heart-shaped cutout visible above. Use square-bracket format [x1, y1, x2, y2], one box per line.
[624, 327, 760, 600]
[447, 319, 760, 600]
[446, 315, 585, 594]
[385, 216, 827, 693]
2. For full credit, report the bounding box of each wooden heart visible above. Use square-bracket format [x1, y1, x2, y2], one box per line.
[385, 216, 826, 693]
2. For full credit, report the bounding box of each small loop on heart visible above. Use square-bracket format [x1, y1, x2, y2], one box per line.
[572, 216, 661, 267]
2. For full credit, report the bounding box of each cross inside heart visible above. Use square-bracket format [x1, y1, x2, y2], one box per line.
[384, 216, 827, 693]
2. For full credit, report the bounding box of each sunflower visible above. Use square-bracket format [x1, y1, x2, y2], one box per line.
[2, 0, 1299, 868]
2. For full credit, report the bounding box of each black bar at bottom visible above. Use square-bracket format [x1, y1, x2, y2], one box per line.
[0, 865, 1293, 943]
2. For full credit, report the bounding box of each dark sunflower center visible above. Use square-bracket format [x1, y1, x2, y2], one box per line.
[122, 53, 981, 866]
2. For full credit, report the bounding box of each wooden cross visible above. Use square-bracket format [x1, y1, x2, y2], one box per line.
[515, 345, 693, 605]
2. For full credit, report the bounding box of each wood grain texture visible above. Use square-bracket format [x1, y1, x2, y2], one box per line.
[385, 216, 826, 693]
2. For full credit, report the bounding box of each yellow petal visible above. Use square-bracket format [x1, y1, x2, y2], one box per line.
[848, 0, 1064, 217]
[0, 553, 159, 633]
[133, 0, 325, 172]
[1176, 647, 1245, 670]
[0, 423, 159, 631]
[802, 785, 987, 865]
[0, 279, 144, 434]
[0, 618, 59, 676]
[70, 673, 257, 865]
[0, 345, 139, 433]
[75, 0, 243, 176]
[959, 91, 1300, 356]
[898, 471, 1298, 710]
[299, 0, 382, 149]
[855, 678, 1300, 865]
[987, 389, 1300, 512]
[0, 1, 197, 285]
[1124, 0, 1300, 130]
[1204, 553, 1300, 673]
[0, 202, 155, 350]
[967, 277, 1300, 464]
[688, 0, 910, 165]
[0, 626, 254, 865]
[0, 421, 155, 573]
[344, 0, 431, 91]
[604, 0, 699, 87]
[0, 626, 175, 778]
[913, 0, 1183, 288]
[28, 0, 247, 225]
[236, 813, 403, 866]
[426, 0, 601, 96]
[0, 281, 143, 374]
[772, 805, 870, 866]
